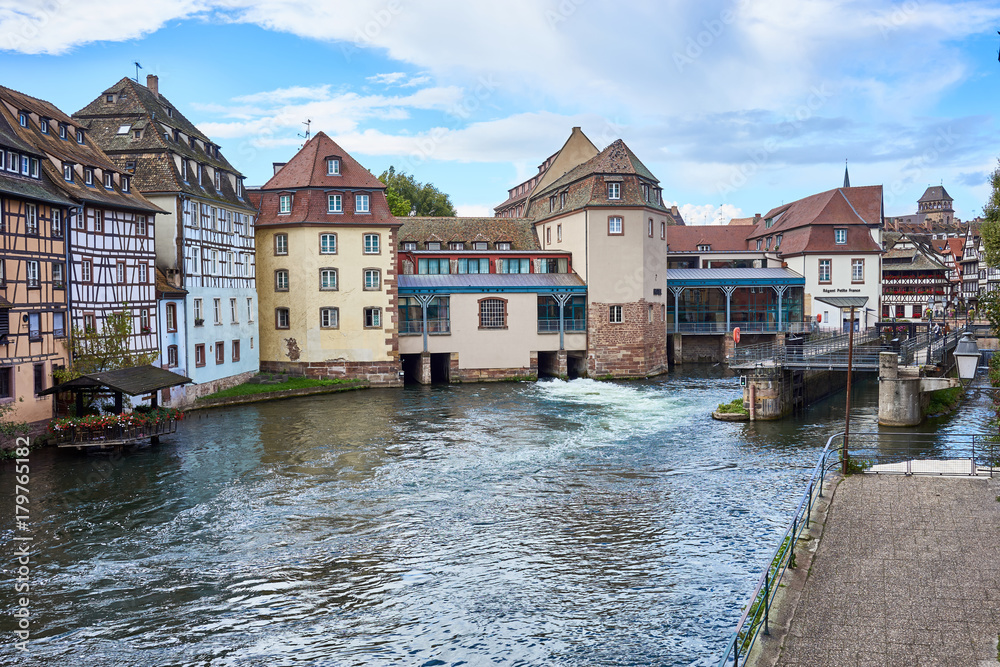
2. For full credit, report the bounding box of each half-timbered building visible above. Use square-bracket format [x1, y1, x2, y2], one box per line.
[0, 108, 74, 425]
[0, 84, 163, 370]
[75, 76, 259, 404]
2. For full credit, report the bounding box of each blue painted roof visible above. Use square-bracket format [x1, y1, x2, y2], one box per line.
[666, 268, 805, 287]
[399, 273, 586, 294]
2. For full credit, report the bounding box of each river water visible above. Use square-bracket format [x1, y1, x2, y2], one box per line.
[1, 367, 994, 666]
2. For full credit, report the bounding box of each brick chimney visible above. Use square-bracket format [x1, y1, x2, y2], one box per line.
[147, 74, 159, 98]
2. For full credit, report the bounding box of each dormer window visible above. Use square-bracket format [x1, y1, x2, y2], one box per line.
[173, 129, 181, 142]
[496, 242, 512, 250]
[236, 178, 243, 197]
[106, 93, 115, 103]
[450, 242, 464, 250]
[59, 124, 67, 140]
[133, 129, 142, 139]
[20, 155, 28, 176]
[39, 118, 48, 134]
[426, 242, 441, 250]
[401, 242, 416, 251]
[197, 164, 203, 185]
[30, 158, 38, 178]
[166, 108, 173, 118]
[18, 112, 27, 127]
[756, 239, 762, 250]
[766, 236, 772, 249]
[697, 244, 711, 252]
[834, 228, 847, 244]
[560, 192, 566, 209]
[279, 194, 292, 214]
[607, 182, 620, 200]
[84, 168, 94, 186]
[63, 163, 73, 181]
[765, 218, 773, 229]
[76, 129, 84, 144]
[215, 170, 221, 190]
[473, 242, 488, 250]
[775, 234, 782, 249]
[181, 160, 188, 182]
[104, 172, 113, 189]
[122, 176, 130, 193]
[549, 196, 556, 212]
[355, 194, 370, 213]
[327, 158, 340, 175]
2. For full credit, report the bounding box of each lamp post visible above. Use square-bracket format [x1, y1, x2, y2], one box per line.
[953, 333, 981, 388]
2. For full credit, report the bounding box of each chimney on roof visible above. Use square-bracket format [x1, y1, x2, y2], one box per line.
[671, 205, 679, 216]
[273, 162, 286, 176]
[147, 74, 159, 98]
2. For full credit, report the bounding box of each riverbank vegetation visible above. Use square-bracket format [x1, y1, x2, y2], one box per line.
[716, 398, 749, 415]
[199, 377, 356, 401]
[925, 387, 963, 417]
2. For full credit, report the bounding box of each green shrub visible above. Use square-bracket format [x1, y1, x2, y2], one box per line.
[717, 398, 749, 415]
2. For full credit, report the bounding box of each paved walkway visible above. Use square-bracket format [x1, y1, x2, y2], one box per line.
[759, 474, 1000, 667]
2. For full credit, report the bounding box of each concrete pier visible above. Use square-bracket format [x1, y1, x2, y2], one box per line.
[877, 352, 958, 426]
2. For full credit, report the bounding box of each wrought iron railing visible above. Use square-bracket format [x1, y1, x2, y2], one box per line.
[717, 432, 998, 666]
[728, 328, 881, 368]
[399, 320, 451, 335]
[537, 318, 587, 333]
[55, 418, 178, 447]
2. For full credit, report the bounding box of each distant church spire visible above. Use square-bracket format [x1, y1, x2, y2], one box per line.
[843, 160, 850, 188]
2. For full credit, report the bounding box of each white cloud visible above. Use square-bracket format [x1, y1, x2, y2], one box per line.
[233, 85, 331, 104]
[454, 203, 494, 217]
[674, 203, 745, 226]
[367, 72, 407, 85]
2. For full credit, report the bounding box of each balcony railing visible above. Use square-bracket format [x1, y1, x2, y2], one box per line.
[537, 318, 587, 333]
[672, 322, 816, 335]
[399, 319, 451, 335]
[54, 418, 178, 448]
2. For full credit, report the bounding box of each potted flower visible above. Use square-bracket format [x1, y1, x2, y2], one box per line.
[194, 318, 204, 327]
[141, 325, 151, 334]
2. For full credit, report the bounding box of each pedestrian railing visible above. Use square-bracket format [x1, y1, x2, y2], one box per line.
[717, 431, 999, 666]
[716, 432, 842, 667]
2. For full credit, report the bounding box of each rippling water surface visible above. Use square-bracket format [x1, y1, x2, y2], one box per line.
[1, 367, 993, 666]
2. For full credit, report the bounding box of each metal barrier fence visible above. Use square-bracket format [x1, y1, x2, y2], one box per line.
[672, 322, 817, 335]
[716, 432, 999, 666]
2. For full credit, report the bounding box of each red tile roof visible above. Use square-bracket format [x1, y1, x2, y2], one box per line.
[667, 225, 751, 252]
[262, 131, 384, 191]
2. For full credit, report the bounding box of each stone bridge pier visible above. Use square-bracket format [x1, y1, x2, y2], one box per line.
[878, 352, 958, 426]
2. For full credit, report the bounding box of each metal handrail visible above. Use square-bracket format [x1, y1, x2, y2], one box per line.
[717, 432, 842, 667]
[718, 432, 999, 665]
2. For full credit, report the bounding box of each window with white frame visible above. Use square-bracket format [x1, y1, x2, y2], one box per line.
[851, 258, 864, 282]
[116, 262, 125, 284]
[320, 268, 337, 290]
[363, 307, 381, 328]
[194, 298, 203, 324]
[607, 182, 621, 200]
[608, 216, 623, 235]
[328, 194, 342, 213]
[275, 233, 288, 255]
[327, 158, 340, 175]
[356, 194, 370, 213]
[166, 303, 176, 332]
[25, 204, 37, 234]
[279, 195, 292, 214]
[247, 298, 254, 322]
[834, 228, 847, 244]
[275, 269, 289, 291]
[819, 259, 832, 283]
[80, 259, 91, 283]
[609, 305, 623, 323]
[139, 263, 148, 283]
[364, 234, 379, 254]
[320, 233, 337, 253]
[52, 262, 64, 287]
[140, 309, 150, 332]
[364, 269, 381, 290]
[230, 298, 238, 323]
[214, 298, 222, 325]
[320, 307, 339, 328]
[26, 260, 39, 288]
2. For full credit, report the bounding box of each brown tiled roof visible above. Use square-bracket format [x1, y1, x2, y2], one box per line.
[0, 84, 162, 214]
[727, 216, 757, 225]
[262, 132, 384, 191]
[667, 225, 751, 252]
[255, 133, 394, 228]
[526, 139, 668, 221]
[73, 77, 254, 213]
[155, 267, 187, 298]
[397, 217, 540, 250]
[918, 185, 952, 203]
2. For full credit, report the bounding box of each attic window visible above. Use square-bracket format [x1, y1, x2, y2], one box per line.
[18, 112, 27, 127]
[76, 129, 85, 144]
[117, 125, 131, 135]
[166, 108, 173, 118]
[496, 242, 512, 250]
[426, 242, 441, 250]
[122, 176, 131, 193]
[775, 234, 782, 249]
[39, 118, 48, 134]
[327, 158, 340, 175]
[104, 172, 113, 189]
[215, 170, 221, 190]
[106, 94, 115, 103]
[401, 242, 416, 251]
[59, 124, 67, 140]
[834, 228, 847, 244]
[697, 244, 711, 251]
[450, 242, 464, 250]
[764, 218, 773, 229]
[133, 130, 142, 139]
[473, 242, 488, 250]
[125, 160, 135, 172]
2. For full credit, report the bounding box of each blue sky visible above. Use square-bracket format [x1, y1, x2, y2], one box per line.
[2, 0, 1000, 224]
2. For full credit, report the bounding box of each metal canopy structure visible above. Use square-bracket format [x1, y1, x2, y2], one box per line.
[813, 296, 869, 309]
[39, 365, 191, 397]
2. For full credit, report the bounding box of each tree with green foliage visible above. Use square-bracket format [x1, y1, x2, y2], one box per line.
[54, 309, 160, 385]
[378, 166, 456, 217]
[980, 159, 1000, 269]
[385, 187, 412, 217]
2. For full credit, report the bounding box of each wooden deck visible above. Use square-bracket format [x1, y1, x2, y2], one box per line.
[55, 419, 178, 449]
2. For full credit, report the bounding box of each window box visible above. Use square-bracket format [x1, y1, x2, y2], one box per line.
[194, 318, 205, 327]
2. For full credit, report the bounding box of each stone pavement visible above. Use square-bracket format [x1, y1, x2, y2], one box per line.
[755, 474, 1000, 667]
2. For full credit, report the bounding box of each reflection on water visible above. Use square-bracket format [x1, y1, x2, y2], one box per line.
[1, 367, 994, 666]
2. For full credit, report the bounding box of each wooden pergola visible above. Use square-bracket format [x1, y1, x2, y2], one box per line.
[40, 366, 192, 448]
